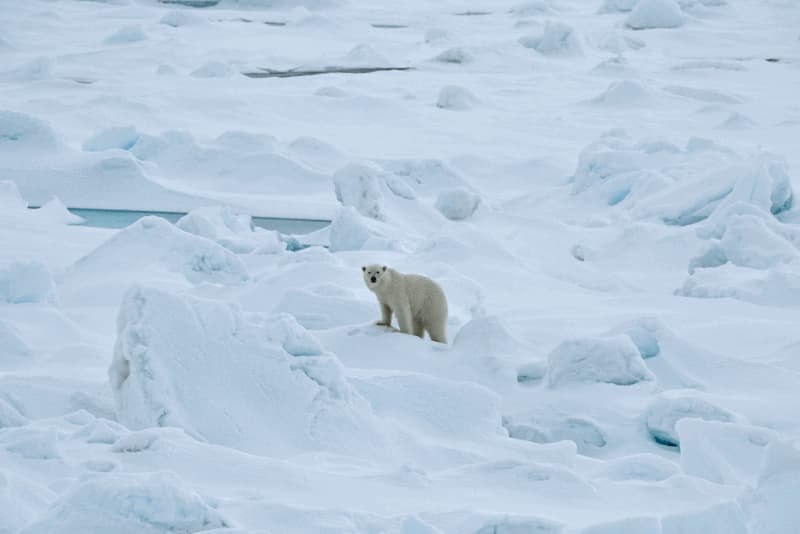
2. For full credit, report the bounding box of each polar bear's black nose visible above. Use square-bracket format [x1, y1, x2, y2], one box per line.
[370, 276, 377, 283]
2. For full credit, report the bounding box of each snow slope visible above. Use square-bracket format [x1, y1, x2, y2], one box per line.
[2, 0, 800, 532]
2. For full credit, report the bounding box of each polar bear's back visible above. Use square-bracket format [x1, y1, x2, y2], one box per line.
[401, 273, 448, 319]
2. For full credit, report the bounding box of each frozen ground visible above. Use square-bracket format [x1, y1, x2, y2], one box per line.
[2, 0, 800, 532]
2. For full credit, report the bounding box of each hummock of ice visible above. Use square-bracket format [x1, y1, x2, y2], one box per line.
[64, 216, 248, 290]
[328, 206, 399, 252]
[109, 285, 384, 457]
[33, 197, 85, 225]
[176, 206, 283, 254]
[333, 162, 387, 220]
[103, 25, 148, 45]
[19, 472, 228, 534]
[519, 21, 582, 55]
[0, 110, 59, 153]
[626, 0, 684, 30]
[329, 159, 463, 250]
[436, 85, 479, 111]
[432, 46, 474, 64]
[645, 391, 737, 446]
[191, 61, 233, 78]
[436, 189, 481, 220]
[0, 261, 56, 304]
[547, 335, 655, 387]
[591, 80, 651, 106]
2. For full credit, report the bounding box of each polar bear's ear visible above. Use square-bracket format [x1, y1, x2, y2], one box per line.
[382, 266, 387, 272]
[362, 266, 366, 272]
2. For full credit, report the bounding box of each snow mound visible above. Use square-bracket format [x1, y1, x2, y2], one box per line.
[448, 316, 529, 386]
[328, 206, 399, 252]
[333, 162, 386, 220]
[20, 472, 228, 534]
[432, 47, 474, 64]
[315, 85, 348, 98]
[177, 206, 283, 254]
[342, 43, 391, 68]
[33, 197, 85, 225]
[519, 21, 582, 55]
[436, 85, 478, 111]
[0, 260, 56, 304]
[191, 61, 233, 78]
[82, 126, 140, 152]
[110, 286, 383, 457]
[435, 188, 481, 220]
[645, 391, 737, 446]
[591, 80, 651, 106]
[678, 262, 800, 307]
[626, 0, 684, 30]
[103, 25, 148, 45]
[0, 110, 59, 153]
[378, 159, 470, 197]
[0, 180, 27, 211]
[425, 28, 449, 44]
[65, 216, 249, 287]
[692, 214, 797, 270]
[547, 335, 655, 387]
[606, 318, 662, 358]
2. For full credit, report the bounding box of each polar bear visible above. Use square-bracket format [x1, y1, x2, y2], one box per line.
[362, 264, 448, 343]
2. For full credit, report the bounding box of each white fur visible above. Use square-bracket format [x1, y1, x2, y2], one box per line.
[362, 264, 448, 343]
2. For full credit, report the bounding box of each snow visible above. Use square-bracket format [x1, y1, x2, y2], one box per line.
[176, 206, 283, 253]
[626, 0, 685, 30]
[519, 21, 582, 56]
[547, 335, 655, 387]
[20, 472, 228, 534]
[110, 285, 383, 457]
[2, 0, 800, 531]
[645, 392, 737, 447]
[0, 260, 56, 304]
[436, 85, 479, 111]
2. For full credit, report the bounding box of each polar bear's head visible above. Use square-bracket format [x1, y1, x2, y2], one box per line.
[362, 264, 388, 291]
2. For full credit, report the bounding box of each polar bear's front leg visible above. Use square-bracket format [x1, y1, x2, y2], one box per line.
[376, 303, 393, 326]
[395, 303, 413, 335]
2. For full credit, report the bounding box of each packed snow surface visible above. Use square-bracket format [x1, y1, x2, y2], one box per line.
[1, 0, 800, 532]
